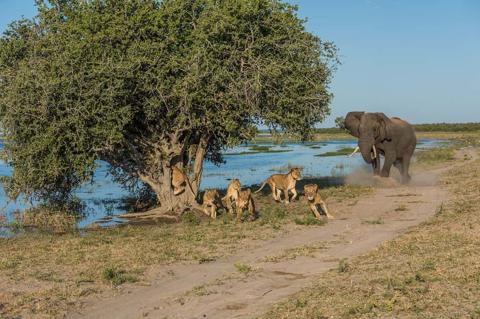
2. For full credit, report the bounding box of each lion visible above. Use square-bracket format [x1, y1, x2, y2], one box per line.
[255, 168, 301, 204]
[202, 189, 223, 219]
[236, 188, 256, 222]
[222, 179, 241, 214]
[303, 183, 334, 219]
[172, 166, 195, 196]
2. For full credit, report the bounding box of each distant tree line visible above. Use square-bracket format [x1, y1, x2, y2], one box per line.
[411, 123, 480, 132]
[321, 119, 480, 134]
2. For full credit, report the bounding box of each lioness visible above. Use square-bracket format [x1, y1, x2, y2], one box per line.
[236, 188, 255, 222]
[255, 168, 301, 204]
[172, 166, 195, 196]
[303, 184, 334, 219]
[222, 179, 241, 214]
[202, 189, 222, 219]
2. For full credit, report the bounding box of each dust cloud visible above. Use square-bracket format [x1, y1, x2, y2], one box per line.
[345, 166, 437, 188]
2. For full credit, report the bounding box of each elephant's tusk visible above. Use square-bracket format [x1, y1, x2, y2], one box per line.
[371, 145, 377, 159]
[348, 146, 360, 157]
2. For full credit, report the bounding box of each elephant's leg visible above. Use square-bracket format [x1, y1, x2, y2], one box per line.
[394, 160, 403, 175]
[372, 156, 381, 175]
[381, 153, 396, 177]
[401, 156, 412, 184]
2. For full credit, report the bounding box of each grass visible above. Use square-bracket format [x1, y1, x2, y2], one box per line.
[234, 262, 253, 274]
[416, 147, 455, 164]
[315, 147, 356, 157]
[294, 216, 326, 226]
[102, 266, 138, 286]
[262, 148, 480, 319]
[225, 145, 292, 156]
[0, 182, 372, 318]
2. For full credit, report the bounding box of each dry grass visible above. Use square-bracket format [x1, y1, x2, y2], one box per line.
[18, 207, 77, 234]
[0, 183, 371, 318]
[262, 150, 480, 319]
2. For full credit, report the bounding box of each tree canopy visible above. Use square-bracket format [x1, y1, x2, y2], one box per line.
[0, 0, 338, 211]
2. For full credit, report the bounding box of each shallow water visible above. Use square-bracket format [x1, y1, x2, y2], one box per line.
[0, 139, 442, 228]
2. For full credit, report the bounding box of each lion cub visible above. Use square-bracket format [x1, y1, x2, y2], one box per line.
[202, 189, 223, 219]
[303, 184, 334, 219]
[255, 168, 301, 204]
[236, 188, 256, 222]
[222, 179, 241, 214]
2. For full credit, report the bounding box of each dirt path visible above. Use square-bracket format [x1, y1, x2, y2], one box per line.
[69, 150, 475, 319]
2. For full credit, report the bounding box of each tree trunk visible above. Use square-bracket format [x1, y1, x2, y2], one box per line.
[191, 134, 209, 193]
[137, 134, 210, 215]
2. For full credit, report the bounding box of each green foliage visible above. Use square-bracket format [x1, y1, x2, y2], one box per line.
[334, 116, 346, 130]
[0, 0, 337, 204]
[315, 122, 480, 135]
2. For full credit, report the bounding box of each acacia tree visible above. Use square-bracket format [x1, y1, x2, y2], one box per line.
[0, 0, 338, 213]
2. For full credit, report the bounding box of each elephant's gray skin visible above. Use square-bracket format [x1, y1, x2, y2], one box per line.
[344, 112, 417, 184]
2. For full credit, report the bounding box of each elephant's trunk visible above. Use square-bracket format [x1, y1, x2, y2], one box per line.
[359, 138, 375, 164]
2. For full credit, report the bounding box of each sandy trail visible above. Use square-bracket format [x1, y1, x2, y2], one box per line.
[69, 149, 475, 319]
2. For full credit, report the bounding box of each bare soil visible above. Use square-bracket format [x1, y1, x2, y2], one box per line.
[67, 150, 475, 319]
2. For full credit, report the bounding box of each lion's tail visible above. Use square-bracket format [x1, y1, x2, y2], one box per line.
[254, 179, 269, 194]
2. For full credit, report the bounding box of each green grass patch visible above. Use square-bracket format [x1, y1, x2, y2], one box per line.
[102, 266, 138, 286]
[225, 145, 292, 156]
[416, 147, 455, 164]
[234, 262, 252, 274]
[315, 147, 355, 157]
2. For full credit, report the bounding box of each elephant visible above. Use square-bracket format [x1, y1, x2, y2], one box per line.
[344, 112, 417, 184]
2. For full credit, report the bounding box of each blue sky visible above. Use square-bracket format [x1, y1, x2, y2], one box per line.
[1, 1, 479, 126]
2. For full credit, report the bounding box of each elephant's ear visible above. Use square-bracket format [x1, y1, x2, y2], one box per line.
[344, 112, 364, 138]
[375, 112, 393, 141]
